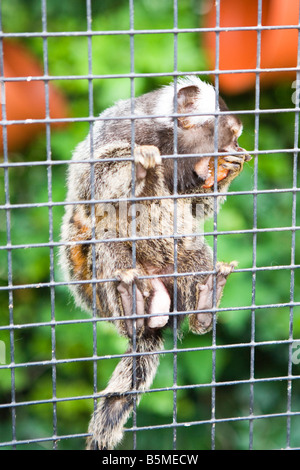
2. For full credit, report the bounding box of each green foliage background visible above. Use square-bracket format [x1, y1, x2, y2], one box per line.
[0, 0, 300, 450]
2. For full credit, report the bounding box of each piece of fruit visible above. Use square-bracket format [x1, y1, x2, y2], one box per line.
[202, 157, 229, 189]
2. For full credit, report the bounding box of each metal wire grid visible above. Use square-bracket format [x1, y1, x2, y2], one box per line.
[0, 0, 300, 450]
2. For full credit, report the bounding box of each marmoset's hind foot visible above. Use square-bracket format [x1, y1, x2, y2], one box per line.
[189, 261, 237, 335]
[115, 268, 149, 336]
[115, 268, 171, 335]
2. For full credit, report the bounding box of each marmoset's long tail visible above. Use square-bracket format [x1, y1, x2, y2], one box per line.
[86, 330, 164, 450]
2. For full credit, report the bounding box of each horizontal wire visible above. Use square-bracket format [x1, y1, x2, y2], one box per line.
[1, 226, 299, 254]
[1, 264, 299, 288]
[0, 23, 299, 39]
[0, 260, 300, 293]
[0, 146, 298, 171]
[0, 106, 299, 128]
[125, 409, 300, 436]
[1, 65, 300, 83]
[0, 295, 299, 332]
[1, 408, 300, 448]
[0, 338, 299, 374]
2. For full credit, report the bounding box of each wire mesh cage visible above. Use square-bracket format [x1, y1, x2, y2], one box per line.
[0, 0, 300, 450]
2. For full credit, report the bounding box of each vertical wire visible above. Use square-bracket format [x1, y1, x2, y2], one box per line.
[286, 3, 300, 450]
[172, 0, 178, 451]
[211, 0, 221, 450]
[249, 0, 262, 450]
[129, 0, 138, 450]
[41, 0, 57, 449]
[0, 0, 16, 450]
[86, 0, 98, 445]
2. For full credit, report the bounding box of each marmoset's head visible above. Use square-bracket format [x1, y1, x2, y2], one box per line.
[155, 76, 251, 191]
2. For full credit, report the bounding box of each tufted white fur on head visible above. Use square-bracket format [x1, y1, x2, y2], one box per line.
[154, 76, 217, 126]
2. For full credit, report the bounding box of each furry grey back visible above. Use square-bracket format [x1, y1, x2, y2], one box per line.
[91, 89, 175, 154]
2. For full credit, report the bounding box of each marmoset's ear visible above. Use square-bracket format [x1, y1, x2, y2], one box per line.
[177, 85, 199, 129]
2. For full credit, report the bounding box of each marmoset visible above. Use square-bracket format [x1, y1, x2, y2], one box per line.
[60, 76, 251, 450]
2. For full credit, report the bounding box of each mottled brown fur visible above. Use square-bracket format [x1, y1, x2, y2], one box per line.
[59, 77, 250, 450]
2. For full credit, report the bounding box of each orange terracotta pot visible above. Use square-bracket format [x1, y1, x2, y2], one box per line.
[203, 0, 300, 94]
[0, 40, 69, 153]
